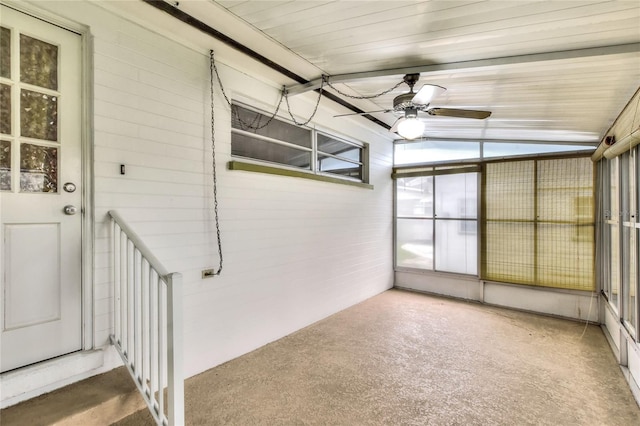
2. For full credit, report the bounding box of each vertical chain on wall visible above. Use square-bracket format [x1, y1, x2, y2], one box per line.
[209, 50, 223, 275]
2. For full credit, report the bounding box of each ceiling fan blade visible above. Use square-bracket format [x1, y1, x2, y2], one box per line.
[427, 108, 491, 119]
[334, 109, 391, 117]
[390, 117, 405, 133]
[411, 84, 446, 105]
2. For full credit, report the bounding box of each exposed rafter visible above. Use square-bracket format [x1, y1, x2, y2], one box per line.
[285, 43, 640, 96]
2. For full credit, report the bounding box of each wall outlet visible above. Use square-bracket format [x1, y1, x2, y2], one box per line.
[202, 268, 215, 279]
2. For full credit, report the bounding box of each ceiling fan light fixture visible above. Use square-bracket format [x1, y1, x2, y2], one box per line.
[397, 117, 425, 140]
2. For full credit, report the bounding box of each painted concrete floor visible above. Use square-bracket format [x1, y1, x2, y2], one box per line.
[113, 289, 640, 426]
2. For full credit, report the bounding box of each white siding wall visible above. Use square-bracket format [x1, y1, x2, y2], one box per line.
[37, 1, 393, 379]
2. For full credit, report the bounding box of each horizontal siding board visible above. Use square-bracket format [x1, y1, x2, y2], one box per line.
[93, 66, 203, 112]
[94, 84, 203, 123]
[29, 0, 394, 384]
[93, 156, 205, 182]
[93, 38, 204, 93]
[94, 99, 203, 137]
[95, 193, 207, 210]
[94, 133, 206, 162]
[95, 178, 205, 197]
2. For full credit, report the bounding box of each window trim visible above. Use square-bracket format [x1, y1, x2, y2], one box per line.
[228, 160, 373, 189]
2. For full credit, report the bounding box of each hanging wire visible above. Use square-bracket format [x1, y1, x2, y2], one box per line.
[209, 50, 224, 275]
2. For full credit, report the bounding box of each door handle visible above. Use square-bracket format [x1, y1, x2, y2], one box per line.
[63, 205, 78, 215]
[63, 182, 76, 193]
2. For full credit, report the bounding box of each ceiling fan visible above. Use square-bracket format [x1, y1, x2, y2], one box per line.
[335, 73, 491, 139]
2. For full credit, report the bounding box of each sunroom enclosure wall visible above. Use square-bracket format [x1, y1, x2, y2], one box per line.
[395, 152, 598, 322]
[597, 87, 640, 402]
[1, 0, 393, 405]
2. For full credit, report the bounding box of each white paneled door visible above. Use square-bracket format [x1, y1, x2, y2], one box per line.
[0, 5, 83, 372]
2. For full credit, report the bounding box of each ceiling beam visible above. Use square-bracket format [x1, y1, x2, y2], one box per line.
[395, 137, 599, 146]
[141, 0, 391, 130]
[285, 43, 640, 96]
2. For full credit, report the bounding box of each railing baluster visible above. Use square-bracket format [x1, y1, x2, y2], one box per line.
[128, 239, 134, 364]
[150, 267, 159, 411]
[158, 275, 165, 420]
[120, 230, 127, 355]
[167, 273, 184, 426]
[134, 248, 142, 382]
[141, 259, 149, 395]
[113, 222, 120, 346]
[108, 211, 183, 426]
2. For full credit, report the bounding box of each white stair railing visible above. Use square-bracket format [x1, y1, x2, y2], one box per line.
[108, 210, 184, 426]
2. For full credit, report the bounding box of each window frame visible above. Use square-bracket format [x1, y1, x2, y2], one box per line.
[393, 152, 596, 289]
[394, 166, 480, 276]
[621, 151, 636, 336]
[315, 130, 365, 181]
[606, 156, 621, 313]
[480, 156, 595, 291]
[230, 102, 369, 185]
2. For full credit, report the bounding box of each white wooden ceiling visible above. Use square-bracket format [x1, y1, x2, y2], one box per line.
[210, 0, 640, 143]
[113, 0, 640, 144]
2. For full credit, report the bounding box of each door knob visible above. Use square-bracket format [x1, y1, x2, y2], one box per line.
[63, 205, 78, 215]
[63, 182, 76, 193]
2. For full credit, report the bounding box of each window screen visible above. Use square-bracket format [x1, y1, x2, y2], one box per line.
[317, 133, 363, 180]
[231, 104, 367, 182]
[482, 157, 595, 291]
[231, 104, 312, 169]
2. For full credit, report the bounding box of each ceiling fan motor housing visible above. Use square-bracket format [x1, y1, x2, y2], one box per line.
[393, 92, 421, 112]
[392, 73, 424, 112]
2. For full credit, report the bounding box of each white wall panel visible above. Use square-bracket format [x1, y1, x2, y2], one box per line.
[396, 271, 599, 322]
[27, 0, 393, 382]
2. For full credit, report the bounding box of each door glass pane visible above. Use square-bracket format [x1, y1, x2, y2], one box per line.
[435, 173, 477, 219]
[396, 218, 433, 269]
[435, 219, 477, 275]
[485, 161, 535, 221]
[0, 140, 10, 190]
[394, 140, 479, 165]
[610, 158, 619, 219]
[0, 83, 10, 135]
[20, 34, 58, 90]
[537, 223, 594, 290]
[397, 176, 433, 217]
[1, 26, 10, 78]
[484, 222, 535, 285]
[20, 143, 57, 192]
[610, 224, 620, 309]
[623, 225, 635, 332]
[20, 89, 58, 141]
[484, 142, 594, 158]
[537, 158, 594, 222]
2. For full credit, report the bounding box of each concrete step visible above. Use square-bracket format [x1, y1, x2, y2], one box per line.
[0, 367, 146, 426]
